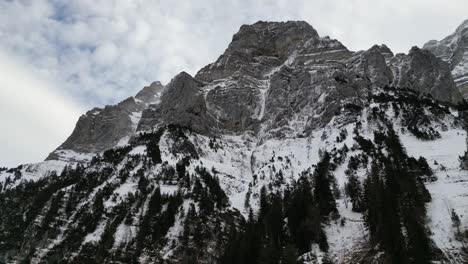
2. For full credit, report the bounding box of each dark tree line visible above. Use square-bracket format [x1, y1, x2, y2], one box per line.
[361, 128, 433, 263]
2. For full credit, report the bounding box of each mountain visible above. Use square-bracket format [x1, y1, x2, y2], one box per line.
[1, 21, 468, 264]
[424, 19, 468, 98]
[45, 81, 165, 162]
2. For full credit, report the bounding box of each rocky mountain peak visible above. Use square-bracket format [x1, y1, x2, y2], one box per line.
[229, 20, 319, 57]
[424, 19, 468, 98]
[388, 45, 463, 104]
[48, 20, 464, 162]
[46, 80, 165, 161]
[455, 18, 468, 36]
[408, 46, 431, 57]
[195, 21, 327, 82]
[348, 44, 394, 87]
[135, 81, 164, 104]
[167, 71, 201, 87]
[367, 44, 394, 59]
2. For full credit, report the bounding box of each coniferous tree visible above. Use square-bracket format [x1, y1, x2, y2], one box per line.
[345, 172, 364, 212]
[147, 141, 162, 164]
[313, 152, 338, 218]
[363, 127, 432, 263]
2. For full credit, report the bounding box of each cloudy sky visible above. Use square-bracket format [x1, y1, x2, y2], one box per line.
[1, 0, 468, 167]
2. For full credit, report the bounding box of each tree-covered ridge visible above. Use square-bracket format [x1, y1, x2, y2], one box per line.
[0, 125, 239, 263]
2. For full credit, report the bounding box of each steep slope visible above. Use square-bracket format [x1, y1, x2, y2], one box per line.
[1, 21, 468, 264]
[46, 81, 165, 162]
[424, 19, 468, 98]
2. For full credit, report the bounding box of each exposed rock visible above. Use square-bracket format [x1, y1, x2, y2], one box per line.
[205, 75, 261, 132]
[195, 21, 357, 137]
[389, 46, 463, 104]
[135, 81, 164, 104]
[195, 21, 321, 82]
[48, 20, 464, 161]
[46, 82, 164, 159]
[348, 45, 394, 87]
[48, 99, 139, 155]
[138, 72, 215, 134]
[424, 19, 468, 98]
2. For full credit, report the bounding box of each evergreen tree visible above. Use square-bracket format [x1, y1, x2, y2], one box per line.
[147, 141, 162, 164]
[345, 172, 364, 212]
[313, 152, 338, 218]
[286, 176, 327, 253]
[363, 128, 432, 263]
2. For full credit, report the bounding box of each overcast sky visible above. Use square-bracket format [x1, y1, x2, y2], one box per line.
[1, 0, 468, 167]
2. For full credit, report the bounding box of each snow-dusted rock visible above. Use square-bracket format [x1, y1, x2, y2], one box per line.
[424, 19, 468, 99]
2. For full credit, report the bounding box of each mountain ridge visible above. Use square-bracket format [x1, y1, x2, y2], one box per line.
[47, 20, 464, 161]
[1, 20, 468, 264]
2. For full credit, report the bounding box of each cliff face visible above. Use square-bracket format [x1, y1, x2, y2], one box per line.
[46, 81, 164, 161]
[424, 19, 468, 98]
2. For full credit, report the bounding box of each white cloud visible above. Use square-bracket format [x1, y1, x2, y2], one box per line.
[0, 0, 467, 167]
[0, 49, 82, 167]
[93, 42, 119, 66]
[1, 1, 467, 105]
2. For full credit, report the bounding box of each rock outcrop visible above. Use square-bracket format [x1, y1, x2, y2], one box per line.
[46, 81, 164, 160]
[138, 72, 215, 134]
[390, 46, 463, 103]
[424, 19, 468, 98]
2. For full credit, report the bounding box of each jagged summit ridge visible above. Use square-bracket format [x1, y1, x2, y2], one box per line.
[48, 20, 463, 160]
[196, 20, 349, 82]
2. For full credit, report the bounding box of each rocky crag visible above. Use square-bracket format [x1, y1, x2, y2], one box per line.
[424, 19, 468, 99]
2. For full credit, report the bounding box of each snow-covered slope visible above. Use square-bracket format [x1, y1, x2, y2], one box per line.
[2, 86, 468, 263]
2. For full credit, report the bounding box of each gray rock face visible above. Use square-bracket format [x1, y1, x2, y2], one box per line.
[389, 47, 463, 103]
[196, 21, 357, 137]
[348, 45, 394, 87]
[138, 72, 214, 133]
[48, 20, 465, 161]
[196, 21, 322, 82]
[135, 81, 164, 104]
[48, 100, 138, 156]
[205, 75, 261, 132]
[424, 19, 468, 98]
[46, 82, 164, 160]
